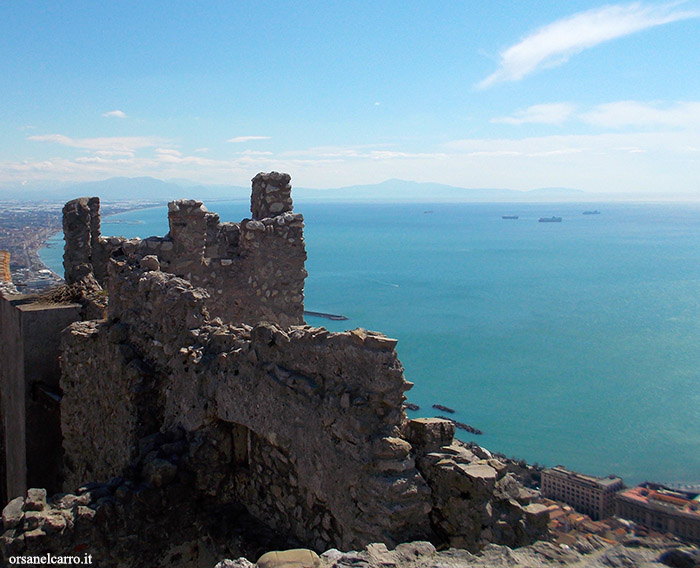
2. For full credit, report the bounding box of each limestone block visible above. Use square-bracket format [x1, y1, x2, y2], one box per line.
[404, 418, 455, 452]
[394, 541, 436, 560]
[372, 437, 412, 459]
[257, 548, 319, 568]
[24, 489, 47, 512]
[524, 502, 549, 529]
[455, 463, 498, 492]
[140, 254, 160, 271]
[2, 497, 24, 529]
[216, 560, 255, 568]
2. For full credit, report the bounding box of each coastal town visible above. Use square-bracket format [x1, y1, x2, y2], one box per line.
[538, 466, 700, 548]
[0, 199, 162, 292]
[0, 201, 64, 291]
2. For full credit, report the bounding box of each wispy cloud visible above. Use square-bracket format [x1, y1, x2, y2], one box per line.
[581, 100, 700, 127]
[226, 136, 271, 143]
[492, 103, 576, 125]
[28, 133, 168, 155]
[492, 99, 700, 130]
[477, 2, 700, 89]
[7, 122, 700, 195]
[102, 110, 128, 119]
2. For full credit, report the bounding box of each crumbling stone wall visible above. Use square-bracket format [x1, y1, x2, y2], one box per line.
[63, 172, 306, 328]
[62, 197, 101, 285]
[60, 261, 432, 550]
[0, 172, 548, 562]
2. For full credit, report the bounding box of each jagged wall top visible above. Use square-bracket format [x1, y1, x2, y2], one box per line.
[62, 172, 307, 328]
[251, 171, 293, 220]
[62, 197, 101, 285]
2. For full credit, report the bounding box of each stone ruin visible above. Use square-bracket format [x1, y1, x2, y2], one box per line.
[0, 172, 548, 566]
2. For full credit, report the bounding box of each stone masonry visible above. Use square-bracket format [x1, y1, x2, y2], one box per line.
[1, 173, 548, 565]
[62, 172, 307, 328]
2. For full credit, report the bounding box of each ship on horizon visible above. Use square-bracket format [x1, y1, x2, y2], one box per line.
[539, 216, 562, 223]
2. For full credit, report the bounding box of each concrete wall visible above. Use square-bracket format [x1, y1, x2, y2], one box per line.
[0, 293, 81, 501]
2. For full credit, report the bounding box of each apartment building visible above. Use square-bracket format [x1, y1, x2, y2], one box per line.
[541, 466, 623, 520]
[616, 483, 700, 543]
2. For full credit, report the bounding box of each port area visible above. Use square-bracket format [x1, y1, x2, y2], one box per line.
[303, 310, 348, 321]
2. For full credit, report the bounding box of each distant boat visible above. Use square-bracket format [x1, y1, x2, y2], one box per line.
[583, 210, 601, 215]
[502, 215, 519, 219]
[539, 216, 562, 223]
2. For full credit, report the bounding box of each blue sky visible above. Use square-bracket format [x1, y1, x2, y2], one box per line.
[2, 1, 700, 197]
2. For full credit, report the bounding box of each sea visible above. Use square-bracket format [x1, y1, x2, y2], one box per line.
[40, 200, 700, 486]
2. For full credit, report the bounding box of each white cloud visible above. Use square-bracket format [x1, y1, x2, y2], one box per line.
[155, 148, 183, 156]
[238, 150, 274, 156]
[477, 2, 700, 88]
[6, 125, 700, 196]
[226, 136, 271, 143]
[28, 133, 169, 155]
[492, 103, 576, 125]
[581, 101, 700, 128]
[102, 110, 128, 119]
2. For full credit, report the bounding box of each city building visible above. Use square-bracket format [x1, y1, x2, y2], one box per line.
[0, 251, 10, 282]
[616, 483, 700, 544]
[541, 466, 623, 520]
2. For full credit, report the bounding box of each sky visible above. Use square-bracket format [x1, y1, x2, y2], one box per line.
[2, 1, 700, 198]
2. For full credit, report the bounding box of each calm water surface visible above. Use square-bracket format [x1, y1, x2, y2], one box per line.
[41, 201, 700, 485]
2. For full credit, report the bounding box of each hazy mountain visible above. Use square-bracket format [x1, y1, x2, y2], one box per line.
[294, 179, 586, 202]
[62, 177, 249, 202]
[0, 177, 249, 203]
[0, 176, 586, 204]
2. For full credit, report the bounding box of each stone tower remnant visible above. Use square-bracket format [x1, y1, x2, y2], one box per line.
[0, 172, 548, 564]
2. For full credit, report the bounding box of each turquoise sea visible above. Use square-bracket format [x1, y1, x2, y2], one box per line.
[40, 201, 700, 486]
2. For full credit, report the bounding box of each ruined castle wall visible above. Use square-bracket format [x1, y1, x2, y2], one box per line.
[59, 261, 432, 549]
[0, 295, 24, 502]
[62, 172, 306, 328]
[62, 197, 101, 285]
[60, 320, 162, 491]
[45, 171, 549, 559]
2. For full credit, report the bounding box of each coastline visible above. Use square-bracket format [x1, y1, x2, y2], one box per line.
[4, 200, 166, 291]
[11, 199, 700, 487]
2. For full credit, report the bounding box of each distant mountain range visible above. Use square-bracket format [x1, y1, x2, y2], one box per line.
[0, 176, 586, 203]
[293, 179, 586, 203]
[0, 177, 249, 203]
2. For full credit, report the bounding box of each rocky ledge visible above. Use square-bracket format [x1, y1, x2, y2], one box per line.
[218, 539, 699, 568]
